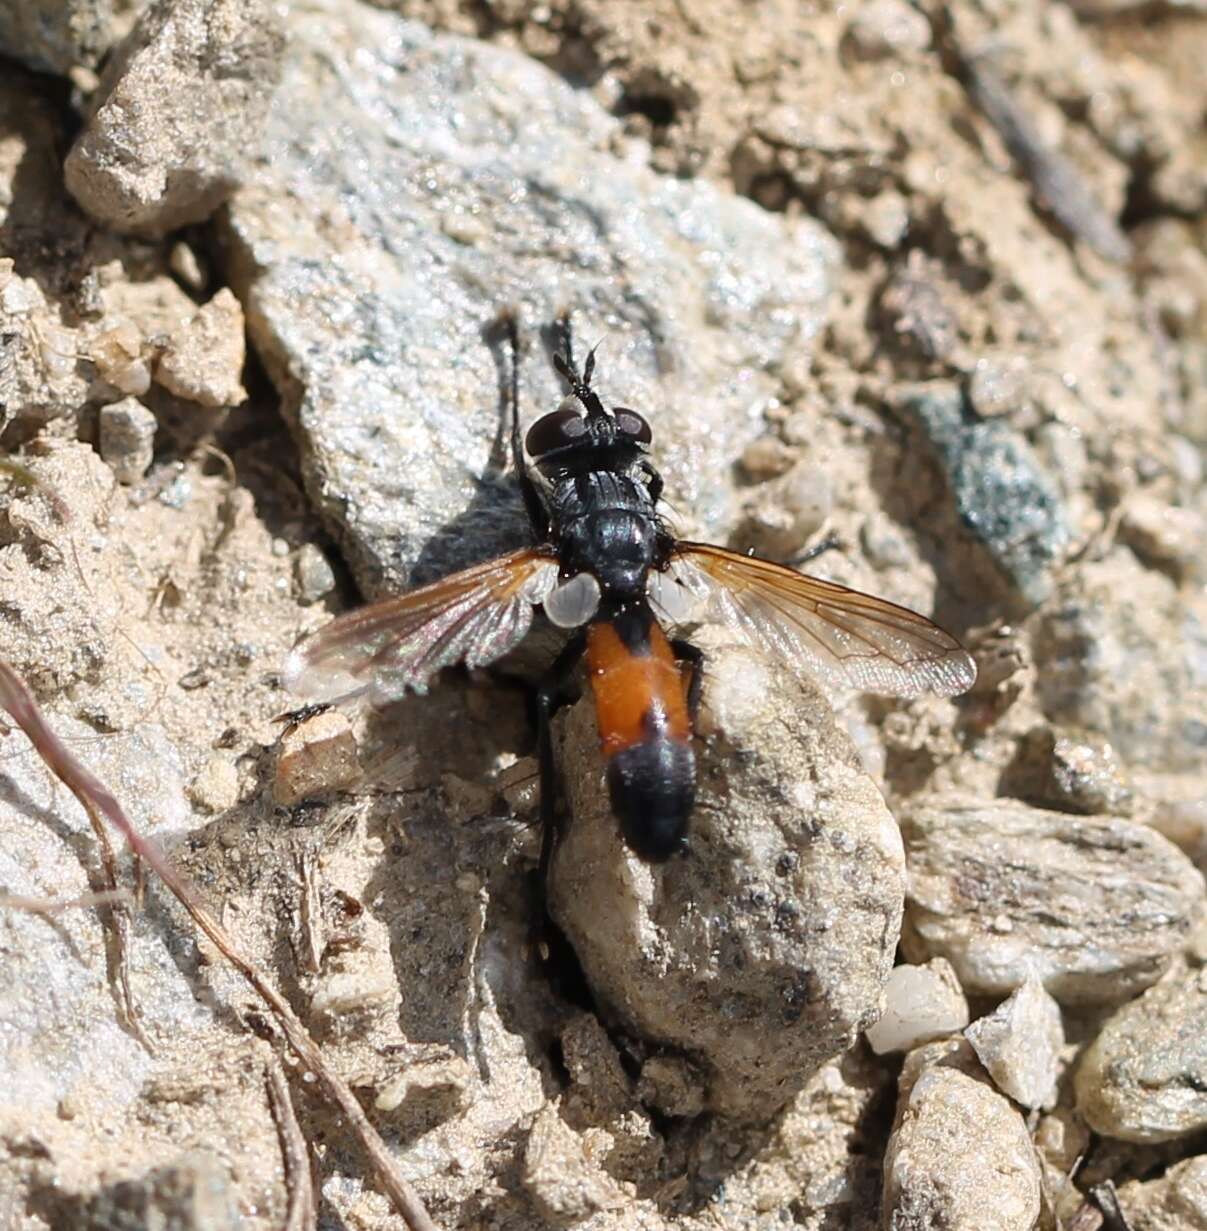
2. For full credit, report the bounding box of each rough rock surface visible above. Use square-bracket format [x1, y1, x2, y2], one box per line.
[901, 796, 1204, 1003]
[221, 0, 838, 599]
[866, 958, 970, 1056]
[547, 638, 906, 1121]
[65, 0, 285, 234]
[154, 288, 247, 408]
[1034, 552, 1207, 774]
[0, 0, 1205, 1224]
[882, 1039, 1042, 1231]
[965, 973, 1063, 1110]
[896, 381, 1070, 607]
[0, 0, 126, 75]
[1076, 966, 1207, 1142]
[1117, 1155, 1207, 1231]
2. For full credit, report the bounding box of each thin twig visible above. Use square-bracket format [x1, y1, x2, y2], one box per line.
[0, 888, 132, 914]
[266, 1062, 318, 1231]
[0, 659, 441, 1231]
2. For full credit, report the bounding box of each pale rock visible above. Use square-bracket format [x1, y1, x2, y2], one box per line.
[155, 289, 247, 408]
[965, 974, 1063, 1110]
[549, 638, 905, 1121]
[1117, 1154, 1207, 1231]
[65, 0, 285, 234]
[273, 710, 360, 806]
[220, 2, 838, 599]
[902, 796, 1203, 1003]
[522, 1104, 629, 1225]
[866, 958, 970, 1055]
[883, 1038, 1042, 1230]
[1076, 966, 1207, 1142]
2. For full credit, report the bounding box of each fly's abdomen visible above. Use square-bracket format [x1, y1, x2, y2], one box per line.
[585, 617, 696, 861]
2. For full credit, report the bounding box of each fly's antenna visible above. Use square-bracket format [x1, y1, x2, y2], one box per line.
[553, 311, 608, 419]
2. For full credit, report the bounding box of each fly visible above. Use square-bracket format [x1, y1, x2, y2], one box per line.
[283, 314, 977, 863]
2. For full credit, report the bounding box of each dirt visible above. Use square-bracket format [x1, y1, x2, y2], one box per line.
[1, 0, 1205, 1228]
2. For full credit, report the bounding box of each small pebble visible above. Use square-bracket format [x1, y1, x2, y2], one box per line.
[965, 974, 1063, 1110]
[967, 352, 1030, 418]
[155, 289, 247, 408]
[294, 543, 336, 604]
[1076, 964, 1207, 1142]
[274, 710, 360, 805]
[91, 320, 151, 396]
[884, 1039, 1042, 1230]
[188, 756, 239, 814]
[844, 0, 931, 59]
[866, 958, 970, 1055]
[98, 397, 157, 484]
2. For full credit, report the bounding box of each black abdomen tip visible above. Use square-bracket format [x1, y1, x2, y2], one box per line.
[606, 739, 697, 862]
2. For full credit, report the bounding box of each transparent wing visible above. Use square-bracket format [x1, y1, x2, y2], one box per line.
[653, 542, 976, 698]
[283, 549, 560, 704]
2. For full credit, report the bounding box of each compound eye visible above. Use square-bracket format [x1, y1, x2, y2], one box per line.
[525, 407, 587, 458]
[613, 407, 652, 444]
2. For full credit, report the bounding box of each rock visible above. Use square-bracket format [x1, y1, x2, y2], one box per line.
[1034, 551, 1207, 774]
[1002, 727, 1135, 817]
[1076, 966, 1207, 1143]
[90, 319, 153, 397]
[0, 0, 123, 75]
[842, 0, 931, 61]
[0, 717, 206, 1122]
[154, 289, 247, 408]
[293, 543, 336, 605]
[273, 710, 360, 806]
[637, 1055, 704, 1119]
[65, 0, 285, 235]
[521, 1104, 629, 1225]
[965, 974, 1063, 1110]
[882, 1038, 1043, 1231]
[98, 397, 157, 484]
[37, 1152, 238, 1231]
[187, 755, 239, 814]
[221, 1, 838, 600]
[1117, 1155, 1207, 1231]
[901, 796, 1203, 1003]
[866, 958, 970, 1056]
[876, 253, 959, 363]
[547, 637, 905, 1121]
[374, 1051, 473, 1124]
[896, 381, 1070, 607]
[1119, 492, 1207, 583]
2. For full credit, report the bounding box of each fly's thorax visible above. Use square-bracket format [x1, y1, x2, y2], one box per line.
[548, 469, 662, 599]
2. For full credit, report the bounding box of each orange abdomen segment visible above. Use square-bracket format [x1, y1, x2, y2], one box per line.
[585, 619, 690, 758]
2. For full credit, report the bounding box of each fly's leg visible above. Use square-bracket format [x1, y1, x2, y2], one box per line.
[670, 639, 704, 724]
[499, 309, 549, 541]
[785, 533, 841, 570]
[535, 631, 587, 892]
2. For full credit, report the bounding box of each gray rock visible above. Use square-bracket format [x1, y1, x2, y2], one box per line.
[896, 381, 1070, 606]
[37, 1152, 238, 1231]
[901, 796, 1204, 1003]
[1076, 966, 1207, 1143]
[883, 1038, 1042, 1231]
[1035, 551, 1207, 774]
[547, 637, 905, 1122]
[98, 396, 157, 483]
[0, 0, 125, 75]
[221, 0, 838, 600]
[866, 958, 970, 1056]
[65, 0, 285, 235]
[0, 718, 208, 1121]
[965, 973, 1063, 1110]
[1117, 1154, 1207, 1231]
